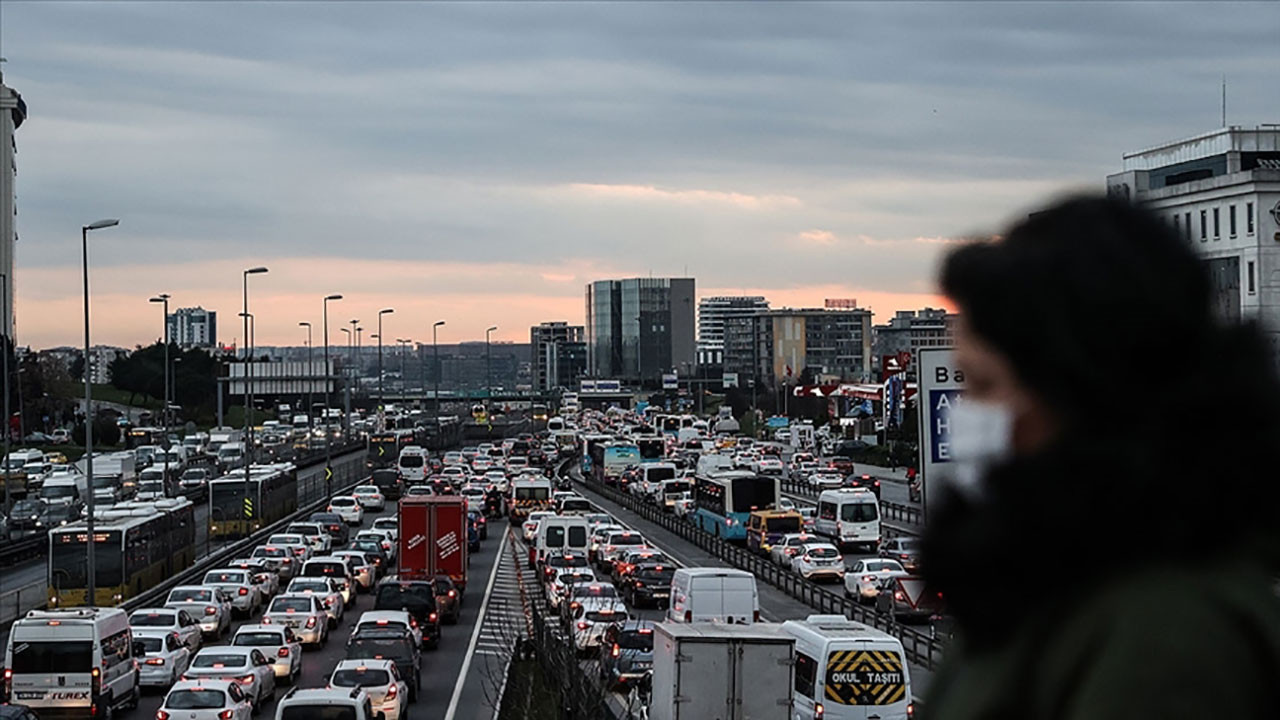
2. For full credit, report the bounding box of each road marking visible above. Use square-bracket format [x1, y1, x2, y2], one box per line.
[444, 528, 509, 720]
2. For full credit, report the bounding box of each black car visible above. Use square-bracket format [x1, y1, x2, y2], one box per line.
[599, 621, 655, 690]
[843, 473, 881, 498]
[371, 468, 404, 501]
[624, 562, 676, 609]
[345, 627, 422, 700]
[310, 511, 351, 544]
[0, 704, 40, 720]
[373, 576, 442, 649]
[348, 539, 390, 575]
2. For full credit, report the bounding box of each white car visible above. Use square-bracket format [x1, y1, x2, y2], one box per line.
[251, 545, 298, 581]
[228, 557, 280, 598]
[777, 497, 797, 511]
[755, 457, 785, 475]
[354, 530, 396, 560]
[286, 577, 346, 625]
[130, 607, 204, 652]
[182, 647, 276, 708]
[569, 597, 630, 651]
[352, 485, 385, 510]
[791, 542, 846, 582]
[200, 569, 263, 617]
[353, 610, 422, 649]
[232, 624, 304, 685]
[158, 680, 253, 720]
[370, 517, 399, 542]
[301, 557, 356, 605]
[328, 496, 364, 525]
[134, 628, 193, 687]
[769, 533, 819, 568]
[807, 472, 844, 490]
[266, 534, 314, 564]
[165, 586, 233, 638]
[328, 660, 409, 720]
[286, 522, 333, 554]
[793, 461, 820, 482]
[332, 550, 376, 591]
[845, 558, 908, 603]
[545, 570, 595, 610]
[262, 593, 329, 647]
[523, 511, 555, 543]
[459, 486, 486, 513]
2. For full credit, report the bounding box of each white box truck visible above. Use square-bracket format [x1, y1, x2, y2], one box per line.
[650, 622, 794, 720]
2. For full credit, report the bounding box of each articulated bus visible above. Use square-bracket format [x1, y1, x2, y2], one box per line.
[207, 463, 299, 541]
[369, 430, 417, 469]
[531, 404, 549, 422]
[48, 497, 196, 606]
[692, 470, 781, 542]
[581, 434, 613, 477]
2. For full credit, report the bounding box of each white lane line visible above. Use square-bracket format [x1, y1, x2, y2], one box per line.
[443, 529, 510, 720]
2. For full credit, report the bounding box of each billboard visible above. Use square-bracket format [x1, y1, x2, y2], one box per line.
[662, 373, 678, 390]
[915, 348, 963, 520]
[722, 372, 739, 388]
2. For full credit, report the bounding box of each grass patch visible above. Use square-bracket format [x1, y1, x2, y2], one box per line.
[90, 384, 162, 410]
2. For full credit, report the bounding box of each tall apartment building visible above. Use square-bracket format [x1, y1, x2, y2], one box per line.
[530, 321, 586, 392]
[585, 278, 696, 386]
[0, 74, 27, 342]
[167, 307, 218, 348]
[722, 303, 874, 388]
[872, 308, 957, 377]
[1106, 126, 1280, 365]
[697, 296, 769, 352]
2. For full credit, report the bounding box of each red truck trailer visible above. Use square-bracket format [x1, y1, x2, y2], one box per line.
[398, 495, 469, 590]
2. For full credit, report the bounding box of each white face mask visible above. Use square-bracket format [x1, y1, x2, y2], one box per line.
[944, 399, 1014, 497]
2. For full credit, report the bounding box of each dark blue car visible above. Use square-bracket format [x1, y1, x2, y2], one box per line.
[599, 620, 655, 690]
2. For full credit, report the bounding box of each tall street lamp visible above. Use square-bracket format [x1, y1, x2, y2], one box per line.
[149, 293, 171, 491]
[377, 308, 394, 411]
[82, 217, 119, 603]
[432, 321, 445, 415]
[348, 319, 358, 426]
[298, 322, 312, 419]
[485, 325, 498, 400]
[323, 294, 343, 493]
[239, 311, 255, 532]
[240, 267, 267, 534]
[1, 272, 9, 517]
[340, 327, 352, 436]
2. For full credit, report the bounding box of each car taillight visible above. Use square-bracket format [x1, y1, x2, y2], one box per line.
[91, 666, 101, 694]
[611, 644, 620, 658]
[324, 597, 335, 607]
[156, 711, 170, 720]
[205, 606, 218, 615]
[429, 612, 438, 623]
[894, 591, 905, 601]
[815, 703, 825, 719]
[278, 647, 290, 658]
[239, 675, 255, 684]
[386, 683, 397, 698]
[448, 589, 457, 598]
[863, 575, 875, 583]
[218, 711, 235, 720]
[684, 610, 692, 622]
[145, 658, 165, 666]
[577, 622, 588, 630]
[238, 587, 249, 596]
[305, 617, 317, 628]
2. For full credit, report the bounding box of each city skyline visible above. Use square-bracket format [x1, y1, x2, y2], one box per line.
[2, 2, 1276, 349]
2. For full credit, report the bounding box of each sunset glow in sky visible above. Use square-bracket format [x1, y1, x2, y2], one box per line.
[2, 2, 1275, 349]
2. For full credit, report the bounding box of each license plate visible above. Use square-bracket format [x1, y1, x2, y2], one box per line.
[652, 592, 669, 597]
[16, 692, 44, 700]
[634, 662, 652, 670]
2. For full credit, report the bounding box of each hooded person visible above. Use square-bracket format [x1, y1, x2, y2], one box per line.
[921, 195, 1280, 719]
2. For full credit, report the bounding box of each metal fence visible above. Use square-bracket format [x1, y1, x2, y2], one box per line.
[0, 580, 46, 627]
[577, 474, 947, 671]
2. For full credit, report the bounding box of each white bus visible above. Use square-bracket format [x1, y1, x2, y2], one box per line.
[5, 607, 140, 717]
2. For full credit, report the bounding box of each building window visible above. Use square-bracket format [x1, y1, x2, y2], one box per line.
[1248, 261, 1256, 295]
[1200, 210, 1208, 241]
[1174, 214, 1181, 237]
[1230, 205, 1237, 237]
[1213, 208, 1220, 239]
[1247, 202, 1255, 235]
[1185, 212, 1192, 241]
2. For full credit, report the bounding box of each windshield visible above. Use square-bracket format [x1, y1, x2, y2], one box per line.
[234, 632, 284, 647]
[11, 641, 92, 673]
[166, 690, 226, 710]
[131, 612, 176, 626]
[92, 476, 117, 488]
[332, 668, 391, 687]
[731, 476, 776, 513]
[840, 503, 879, 522]
[270, 598, 313, 613]
[399, 456, 424, 468]
[619, 631, 654, 651]
[168, 588, 212, 602]
[765, 516, 801, 534]
[515, 486, 549, 500]
[13, 499, 45, 514]
[192, 654, 247, 668]
[39, 486, 77, 501]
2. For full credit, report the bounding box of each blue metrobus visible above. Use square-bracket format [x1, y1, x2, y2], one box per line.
[600, 442, 640, 483]
[692, 470, 781, 542]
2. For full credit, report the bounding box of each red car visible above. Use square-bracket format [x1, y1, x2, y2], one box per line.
[828, 457, 854, 475]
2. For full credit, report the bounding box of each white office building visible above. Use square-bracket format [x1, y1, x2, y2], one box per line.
[0, 74, 26, 342]
[1107, 125, 1280, 364]
[167, 307, 218, 348]
[697, 296, 769, 354]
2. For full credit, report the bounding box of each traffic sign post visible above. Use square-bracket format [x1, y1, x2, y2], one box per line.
[915, 347, 963, 521]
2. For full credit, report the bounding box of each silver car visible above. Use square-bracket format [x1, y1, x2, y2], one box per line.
[182, 647, 276, 708]
[165, 585, 233, 638]
[200, 569, 263, 617]
[285, 576, 345, 625]
[262, 593, 329, 646]
[231, 624, 303, 684]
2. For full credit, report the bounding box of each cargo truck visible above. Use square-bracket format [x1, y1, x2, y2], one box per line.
[398, 495, 469, 591]
[650, 622, 794, 720]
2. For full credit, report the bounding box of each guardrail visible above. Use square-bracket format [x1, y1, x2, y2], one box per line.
[573, 471, 947, 671]
[0, 580, 46, 628]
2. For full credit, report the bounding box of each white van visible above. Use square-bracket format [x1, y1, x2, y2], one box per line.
[5, 607, 140, 717]
[397, 446, 429, 483]
[815, 488, 881, 552]
[667, 568, 760, 624]
[780, 615, 912, 720]
[39, 472, 87, 507]
[534, 515, 591, 567]
[217, 442, 246, 470]
[639, 463, 678, 500]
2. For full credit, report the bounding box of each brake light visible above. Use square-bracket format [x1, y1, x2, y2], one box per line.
[448, 590, 457, 598]
[386, 683, 397, 699]
[145, 658, 165, 666]
[324, 597, 335, 607]
[156, 711, 170, 720]
[429, 612, 438, 623]
[611, 644, 620, 658]
[863, 575, 875, 583]
[577, 622, 588, 630]
[305, 617, 317, 628]
[815, 703, 825, 719]
[239, 675, 255, 684]
[91, 667, 101, 694]
[277, 647, 290, 658]
[894, 591, 905, 601]
[684, 610, 692, 622]
[218, 711, 235, 720]
[238, 588, 249, 596]
[205, 606, 218, 616]
[907, 702, 914, 717]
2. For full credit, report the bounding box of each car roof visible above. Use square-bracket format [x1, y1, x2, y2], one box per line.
[357, 610, 411, 623]
[168, 679, 237, 693]
[195, 645, 255, 657]
[131, 607, 177, 616]
[333, 658, 395, 671]
[235, 624, 286, 634]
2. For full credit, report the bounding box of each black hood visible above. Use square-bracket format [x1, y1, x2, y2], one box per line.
[921, 440, 1280, 649]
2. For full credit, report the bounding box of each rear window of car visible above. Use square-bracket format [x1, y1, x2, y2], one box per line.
[131, 612, 175, 626]
[166, 689, 226, 710]
[330, 497, 356, 506]
[637, 567, 675, 582]
[347, 637, 412, 659]
[305, 563, 346, 577]
[375, 583, 437, 611]
[136, 636, 164, 653]
[270, 597, 313, 613]
[572, 584, 617, 599]
[234, 632, 283, 647]
[192, 653, 247, 668]
[281, 707, 356, 720]
[203, 571, 246, 584]
[619, 630, 654, 651]
[807, 547, 840, 559]
[332, 667, 392, 687]
[10, 641, 92, 673]
[168, 588, 212, 602]
[585, 610, 624, 622]
[607, 534, 643, 546]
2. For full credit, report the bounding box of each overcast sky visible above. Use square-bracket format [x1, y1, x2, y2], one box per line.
[2, 1, 1276, 349]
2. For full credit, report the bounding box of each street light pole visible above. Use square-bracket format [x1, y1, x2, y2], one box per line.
[323, 294, 343, 494]
[82, 218, 119, 603]
[298, 322, 312, 421]
[149, 293, 170, 492]
[240, 267, 267, 534]
[340, 327, 352, 437]
[485, 325, 498, 400]
[432, 321, 444, 416]
[377, 309, 394, 412]
[1, 272, 9, 517]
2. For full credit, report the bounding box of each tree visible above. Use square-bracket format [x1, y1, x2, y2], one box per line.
[72, 414, 121, 447]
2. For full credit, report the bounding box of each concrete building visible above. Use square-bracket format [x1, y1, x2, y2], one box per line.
[721, 303, 874, 389]
[697, 296, 769, 354]
[871, 308, 957, 378]
[167, 307, 218, 348]
[530, 321, 587, 392]
[0, 74, 26, 342]
[585, 278, 696, 387]
[1106, 126, 1280, 364]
